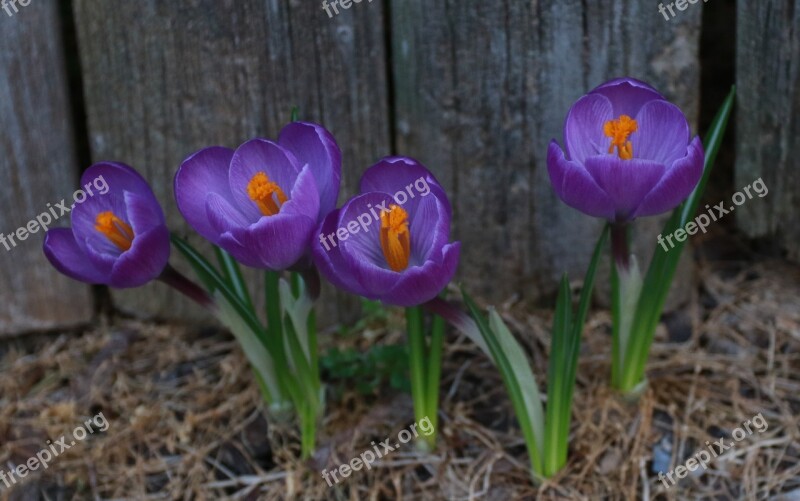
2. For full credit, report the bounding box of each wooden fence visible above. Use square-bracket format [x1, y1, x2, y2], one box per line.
[0, 0, 797, 335]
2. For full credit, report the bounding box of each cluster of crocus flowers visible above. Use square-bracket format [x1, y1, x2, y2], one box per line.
[40, 80, 733, 481]
[41, 120, 459, 455]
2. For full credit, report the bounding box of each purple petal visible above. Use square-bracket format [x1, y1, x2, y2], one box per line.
[359, 156, 451, 219]
[589, 77, 665, 117]
[80, 236, 118, 276]
[563, 94, 614, 164]
[336, 193, 394, 269]
[229, 139, 300, 221]
[278, 122, 341, 220]
[124, 190, 165, 233]
[583, 155, 666, 221]
[280, 164, 321, 221]
[215, 232, 265, 268]
[233, 212, 317, 270]
[312, 209, 367, 295]
[631, 100, 691, 167]
[206, 192, 251, 236]
[547, 141, 616, 220]
[333, 193, 403, 297]
[344, 248, 401, 299]
[382, 242, 461, 307]
[80, 162, 154, 201]
[409, 193, 450, 264]
[109, 225, 170, 288]
[43, 228, 108, 284]
[174, 146, 236, 242]
[633, 137, 704, 218]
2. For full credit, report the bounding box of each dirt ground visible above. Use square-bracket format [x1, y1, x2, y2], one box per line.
[1, 231, 799, 500]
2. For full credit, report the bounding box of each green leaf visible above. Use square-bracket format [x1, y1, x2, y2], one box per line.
[171, 235, 298, 406]
[619, 86, 736, 391]
[488, 309, 546, 456]
[214, 291, 282, 404]
[215, 246, 254, 310]
[283, 309, 321, 409]
[544, 275, 572, 475]
[544, 225, 608, 475]
[462, 289, 544, 478]
[171, 235, 263, 342]
[558, 224, 609, 466]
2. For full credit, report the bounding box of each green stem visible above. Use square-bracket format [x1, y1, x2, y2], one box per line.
[610, 261, 622, 388]
[300, 401, 317, 459]
[264, 270, 299, 406]
[424, 314, 445, 447]
[265, 271, 284, 342]
[610, 223, 629, 390]
[308, 308, 319, 389]
[406, 306, 428, 448]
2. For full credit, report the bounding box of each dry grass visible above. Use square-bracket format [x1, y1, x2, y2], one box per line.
[1, 252, 799, 499]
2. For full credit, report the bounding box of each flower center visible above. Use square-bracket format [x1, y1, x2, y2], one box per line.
[603, 115, 638, 160]
[95, 211, 134, 251]
[247, 172, 288, 216]
[380, 205, 411, 272]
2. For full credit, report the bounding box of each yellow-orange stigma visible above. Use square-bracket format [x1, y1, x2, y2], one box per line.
[380, 205, 411, 272]
[603, 115, 638, 160]
[247, 171, 288, 216]
[94, 211, 134, 251]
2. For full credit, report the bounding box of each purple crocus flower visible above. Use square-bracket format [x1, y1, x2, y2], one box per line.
[43, 162, 170, 288]
[174, 122, 341, 270]
[312, 157, 460, 307]
[547, 77, 704, 222]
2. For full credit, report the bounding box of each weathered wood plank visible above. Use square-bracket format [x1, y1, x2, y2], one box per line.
[736, 0, 800, 260]
[0, 1, 93, 335]
[391, 0, 701, 305]
[73, 0, 391, 323]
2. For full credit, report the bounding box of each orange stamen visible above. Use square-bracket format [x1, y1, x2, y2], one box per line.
[247, 172, 289, 216]
[380, 205, 411, 272]
[603, 115, 638, 160]
[94, 211, 134, 251]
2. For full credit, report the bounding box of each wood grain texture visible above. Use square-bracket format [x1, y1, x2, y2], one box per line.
[0, 2, 93, 335]
[736, 0, 800, 260]
[72, 0, 391, 323]
[390, 0, 701, 304]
